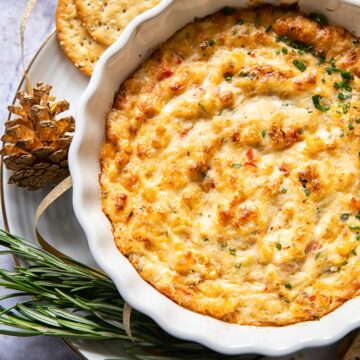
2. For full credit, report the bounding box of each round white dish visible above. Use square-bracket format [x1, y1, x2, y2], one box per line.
[0, 10, 349, 360]
[70, 0, 360, 356]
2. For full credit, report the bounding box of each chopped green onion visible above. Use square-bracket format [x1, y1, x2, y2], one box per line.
[312, 95, 330, 112]
[232, 163, 241, 169]
[276, 243, 282, 250]
[341, 71, 354, 80]
[224, 73, 233, 81]
[338, 93, 350, 100]
[309, 12, 328, 26]
[261, 129, 266, 138]
[282, 47, 288, 54]
[333, 79, 352, 91]
[349, 225, 360, 230]
[293, 59, 307, 72]
[348, 123, 354, 130]
[265, 24, 272, 33]
[229, 248, 236, 256]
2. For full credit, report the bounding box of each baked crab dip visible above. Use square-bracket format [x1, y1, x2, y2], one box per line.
[100, 5, 360, 326]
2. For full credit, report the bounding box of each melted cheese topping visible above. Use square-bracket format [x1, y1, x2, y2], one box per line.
[100, 6, 360, 325]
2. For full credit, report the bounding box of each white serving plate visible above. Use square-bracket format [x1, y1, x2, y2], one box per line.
[70, 0, 360, 357]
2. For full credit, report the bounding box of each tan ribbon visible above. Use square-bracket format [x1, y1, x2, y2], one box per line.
[20, 0, 37, 94]
[34, 176, 72, 258]
[123, 302, 134, 341]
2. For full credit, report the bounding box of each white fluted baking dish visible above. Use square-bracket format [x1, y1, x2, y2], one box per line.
[69, 0, 360, 355]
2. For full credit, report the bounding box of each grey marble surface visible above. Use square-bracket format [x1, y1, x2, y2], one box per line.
[0, 1, 78, 359]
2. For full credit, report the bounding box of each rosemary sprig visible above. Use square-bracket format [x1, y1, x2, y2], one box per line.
[0, 230, 262, 359]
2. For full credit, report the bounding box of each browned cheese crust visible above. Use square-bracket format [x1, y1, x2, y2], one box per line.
[100, 6, 360, 326]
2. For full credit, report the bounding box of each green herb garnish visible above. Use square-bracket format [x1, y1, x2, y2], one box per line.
[312, 95, 330, 112]
[265, 24, 272, 33]
[285, 283, 292, 289]
[232, 163, 241, 169]
[333, 79, 352, 92]
[338, 93, 351, 100]
[276, 243, 282, 250]
[229, 248, 236, 256]
[309, 12, 328, 26]
[348, 123, 354, 130]
[282, 47, 288, 54]
[261, 129, 266, 138]
[341, 71, 354, 80]
[293, 59, 307, 72]
[224, 73, 233, 81]
[349, 225, 360, 230]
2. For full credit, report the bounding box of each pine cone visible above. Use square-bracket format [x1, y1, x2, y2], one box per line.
[1, 82, 75, 191]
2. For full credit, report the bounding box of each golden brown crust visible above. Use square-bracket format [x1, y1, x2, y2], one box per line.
[55, 0, 106, 76]
[100, 5, 360, 326]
